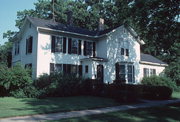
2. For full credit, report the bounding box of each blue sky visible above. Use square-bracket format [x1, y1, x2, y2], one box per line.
[0, 0, 37, 45]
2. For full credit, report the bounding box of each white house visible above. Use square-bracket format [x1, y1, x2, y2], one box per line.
[12, 16, 167, 84]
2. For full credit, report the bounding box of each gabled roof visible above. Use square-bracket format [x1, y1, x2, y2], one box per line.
[14, 16, 144, 45]
[27, 16, 112, 37]
[140, 53, 168, 66]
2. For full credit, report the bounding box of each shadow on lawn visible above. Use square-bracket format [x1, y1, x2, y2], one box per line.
[15, 96, 121, 115]
[59, 102, 180, 122]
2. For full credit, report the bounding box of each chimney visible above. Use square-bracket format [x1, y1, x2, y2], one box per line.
[98, 18, 104, 31]
[65, 10, 73, 25]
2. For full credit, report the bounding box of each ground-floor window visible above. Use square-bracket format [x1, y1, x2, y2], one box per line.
[116, 63, 135, 83]
[50, 63, 82, 76]
[143, 68, 156, 77]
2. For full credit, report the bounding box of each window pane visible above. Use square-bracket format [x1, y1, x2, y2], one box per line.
[86, 42, 93, 56]
[55, 64, 62, 73]
[126, 49, 129, 56]
[55, 37, 63, 52]
[121, 48, 124, 55]
[71, 39, 78, 54]
[128, 74, 132, 83]
[128, 65, 132, 74]
[119, 65, 125, 74]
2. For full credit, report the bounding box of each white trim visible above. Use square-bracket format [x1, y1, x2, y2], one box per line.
[140, 61, 168, 66]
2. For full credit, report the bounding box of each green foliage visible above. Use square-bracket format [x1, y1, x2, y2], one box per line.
[165, 59, 180, 86]
[34, 73, 86, 98]
[0, 64, 33, 97]
[141, 75, 177, 91]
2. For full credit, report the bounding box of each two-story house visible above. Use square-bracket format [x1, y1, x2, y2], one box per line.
[12, 16, 167, 84]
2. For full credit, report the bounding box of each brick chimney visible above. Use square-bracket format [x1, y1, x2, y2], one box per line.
[65, 10, 73, 25]
[98, 18, 104, 31]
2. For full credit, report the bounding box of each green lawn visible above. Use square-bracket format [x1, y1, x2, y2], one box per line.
[58, 102, 180, 122]
[0, 96, 120, 118]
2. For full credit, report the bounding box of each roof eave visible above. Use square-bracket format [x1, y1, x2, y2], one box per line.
[140, 61, 168, 66]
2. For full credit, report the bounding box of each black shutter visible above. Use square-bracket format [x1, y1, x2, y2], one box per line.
[29, 36, 33, 53]
[26, 39, 28, 54]
[68, 38, 72, 54]
[50, 63, 54, 74]
[84, 41, 87, 56]
[51, 36, 55, 53]
[78, 40, 81, 55]
[79, 65, 82, 76]
[115, 63, 119, 80]
[93, 42, 96, 57]
[63, 37, 66, 53]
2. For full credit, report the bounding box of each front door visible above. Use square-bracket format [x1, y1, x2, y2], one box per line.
[97, 65, 104, 83]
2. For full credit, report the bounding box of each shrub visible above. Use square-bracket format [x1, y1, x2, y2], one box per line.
[0, 64, 33, 97]
[141, 75, 177, 91]
[34, 73, 86, 97]
[142, 85, 172, 100]
[106, 84, 141, 102]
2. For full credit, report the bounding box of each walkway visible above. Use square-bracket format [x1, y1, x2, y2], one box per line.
[0, 99, 180, 122]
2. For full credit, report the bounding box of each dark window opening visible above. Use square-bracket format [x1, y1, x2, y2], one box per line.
[85, 65, 88, 73]
[15, 42, 20, 55]
[26, 36, 33, 54]
[121, 48, 124, 55]
[126, 49, 129, 56]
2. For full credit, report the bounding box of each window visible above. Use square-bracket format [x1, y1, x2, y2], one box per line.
[126, 49, 129, 56]
[144, 68, 156, 77]
[15, 42, 20, 55]
[51, 36, 66, 53]
[153, 69, 156, 75]
[25, 63, 32, 69]
[119, 65, 126, 81]
[84, 41, 96, 56]
[50, 63, 82, 76]
[85, 65, 88, 73]
[116, 63, 135, 83]
[86, 42, 93, 56]
[55, 37, 63, 52]
[68, 38, 81, 55]
[50, 63, 63, 74]
[25, 63, 32, 76]
[71, 39, 78, 54]
[121, 48, 124, 55]
[26, 36, 33, 54]
[143, 68, 149, 77]
[128, 65, 135, 83]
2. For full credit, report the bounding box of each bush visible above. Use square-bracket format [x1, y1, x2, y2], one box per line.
[141, 75, 177, 91]
[165, 60, 180, 86]
[142, 85, 172, 100]
[0, 64, 33, 97]
[106, 84, 141, 102]
[34, 73, 86, 97]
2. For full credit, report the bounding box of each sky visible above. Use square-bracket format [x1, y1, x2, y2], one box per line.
[0, 0, 37, 45]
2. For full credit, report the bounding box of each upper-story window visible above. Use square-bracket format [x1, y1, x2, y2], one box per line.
[51, 36, 66, 53]
[15, 42, 20, 55]
[121, 48, 129, 56]
[26, 36, 33, 54]
[68, 38, 81, 55]
[84, 41, 95, 57]
[71, 39, 79, 54]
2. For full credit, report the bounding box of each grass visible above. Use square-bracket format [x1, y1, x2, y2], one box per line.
[58, 102, 180, 122]
[0, 96, 121, 118]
